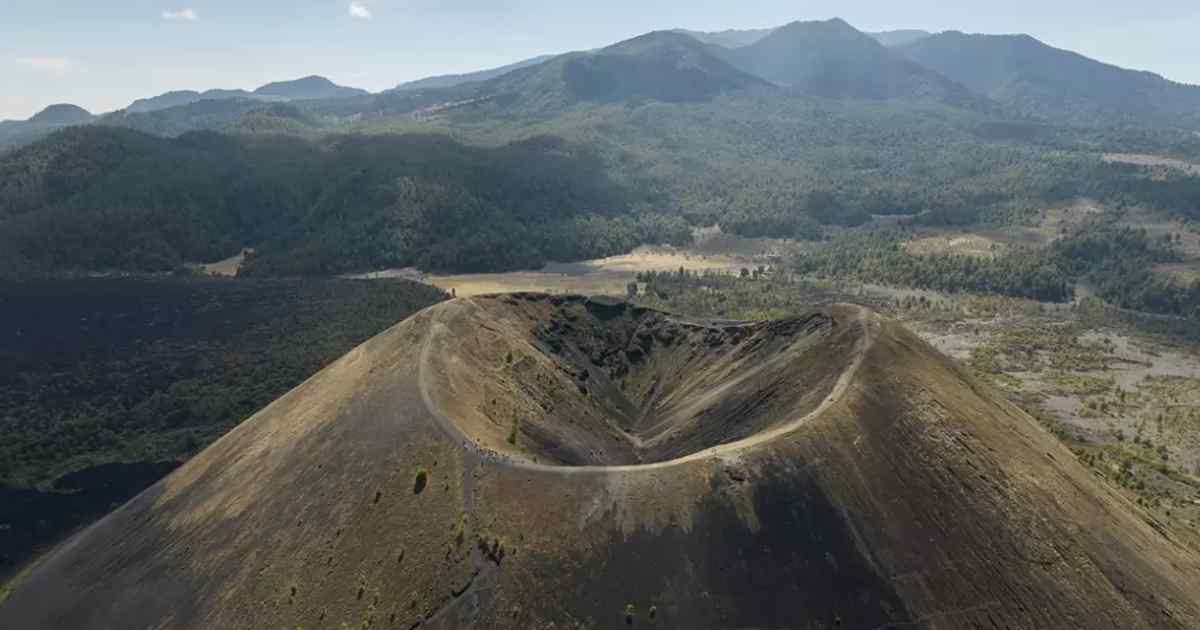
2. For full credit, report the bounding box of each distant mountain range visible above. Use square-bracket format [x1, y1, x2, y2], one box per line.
[713, 19, 976, 105]
[679, 25, 932, 49]
[390, 55, 558, 92]
[396, 26, 933, 95]
[867, 29, 932, 47]
[125, 76, 367, 114]
[27, 104, 94, 125]
[0, 104, 97, 153]
[125, 89, 265, 114]
[478, 31, 771, 110]
[254, 75, 369, 100]
[897, 31, 1200, 128]
[5, 17, 1200, 154]
[674, 27, 777, 48]
[0, 76, 366, 151]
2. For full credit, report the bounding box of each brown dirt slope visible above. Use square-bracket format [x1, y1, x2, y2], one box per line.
[3, 293, 1200, 629]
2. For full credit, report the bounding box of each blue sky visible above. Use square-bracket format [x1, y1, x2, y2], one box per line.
[3, 1, 1199, 120]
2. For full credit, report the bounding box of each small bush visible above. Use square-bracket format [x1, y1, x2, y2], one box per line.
[413, 469, 429, 494]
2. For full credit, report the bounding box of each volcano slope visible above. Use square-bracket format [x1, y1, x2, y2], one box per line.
[4, 294, 1200, 629]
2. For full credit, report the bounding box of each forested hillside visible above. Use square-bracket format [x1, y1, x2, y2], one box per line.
[0, 277, 445, 577]
[5, 90, 1200, 278]
[793, 217, 1200, 318]
[0, 126, 686, 274]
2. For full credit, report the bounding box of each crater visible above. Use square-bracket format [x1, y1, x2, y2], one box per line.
[420, 294, 863, 467]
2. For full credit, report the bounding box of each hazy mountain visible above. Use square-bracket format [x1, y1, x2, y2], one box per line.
[0, 104, 95, 153]
[381, 30, 773, 113]
[202, 88, 265, 101]
[253, 75, 368, 100]
[315, 31, 772, 117]
[27, 104, 94, 125]
[674, 26, 929, 49]
[483, 31, 772, 110]
[391, 55, 558, 91]
[124, 77, 362, 115]
[715, 19, 979, 105]
[126, 89, 262, 113]
[868, 29, 931, 47]
[674, 27, 776, 48]
[127, 90, 207, 113]
[898, 31, 1200, 128]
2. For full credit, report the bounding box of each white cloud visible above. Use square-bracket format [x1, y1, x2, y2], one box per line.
[162, 8, 199, 21]
[348, 2, 372, 19]
[16, 57, 73, 72]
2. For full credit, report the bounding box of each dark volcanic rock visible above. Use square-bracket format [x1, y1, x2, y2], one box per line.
[3, 294, 1200, 629]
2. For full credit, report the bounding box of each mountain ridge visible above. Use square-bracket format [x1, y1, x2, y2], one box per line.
[469, 30, 774, 111]
[677, 24, 932, 48]
[124, 76, 366, 114]
[6, 17, 1200, 155]
[254, 75, 369, 100]
[898, 30, 1200, 128]
[714, 19, 981, 106]
[26, 104, 93, 125]
[390, 55, 559, 92]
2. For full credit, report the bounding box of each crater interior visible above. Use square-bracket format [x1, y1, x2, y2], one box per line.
[420, 293, 861, 467]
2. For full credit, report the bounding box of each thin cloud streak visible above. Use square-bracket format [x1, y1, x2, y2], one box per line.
[348, 2, 372, 19]
[162, 8, 199, 21]
[15, 57, 74, 72]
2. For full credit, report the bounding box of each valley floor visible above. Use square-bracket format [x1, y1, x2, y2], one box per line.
[349, 229, 794, 298]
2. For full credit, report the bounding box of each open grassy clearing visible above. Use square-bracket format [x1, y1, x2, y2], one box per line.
[902, 233, 1008, 258]
[1157, 263, 1200, 284]
[383, 229, 798, 298]
[1119, 207, 1200, 255]
[896, 198, 1105, 258]
[1015, 198, 1104, 245]
[1113, 207, 1200, 284]
[194, 248, 253, 277]
[1104, 153, 1200, 176]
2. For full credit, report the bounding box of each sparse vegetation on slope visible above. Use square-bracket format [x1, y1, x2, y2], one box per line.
[6, 294, 1200, 629]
